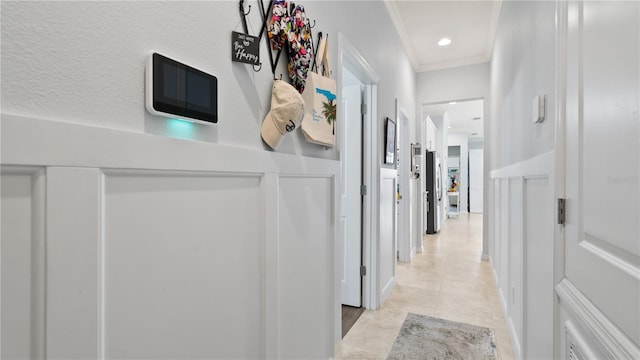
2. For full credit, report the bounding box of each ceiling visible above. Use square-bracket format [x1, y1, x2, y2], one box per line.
[383, 1, 496, 139]
[384, 0, 502, 72]
[424, 99, 484, 139]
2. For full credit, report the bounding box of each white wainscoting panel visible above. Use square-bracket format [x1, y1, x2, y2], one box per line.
[523, 176, 554, 360]
[498, 179, 510, 313]
[490, 179, 500, 280]
[507, 178, 523, 357]
[490, 151, 555, 360]
[1, 114, 340, 360]
[1, 167, 46, 360]
[103, 172, 264, 359]
[277, 176, 334, 360]
[46, 167, 102, 359]
[379, 168, 397, 304]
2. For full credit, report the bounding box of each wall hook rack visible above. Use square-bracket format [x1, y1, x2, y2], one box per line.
[238, 0, 322, 78]
[239, 0, 252, 34]
[311, 31, 322, 73]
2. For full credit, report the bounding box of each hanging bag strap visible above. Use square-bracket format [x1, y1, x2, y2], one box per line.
[314, 36, 331, 78]
[321, 36, 330, 77]
[315, 36, 327, 76]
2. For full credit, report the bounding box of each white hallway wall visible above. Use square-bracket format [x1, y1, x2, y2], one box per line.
[1, 1, 416, 159]
[416, 62, 490, 256]
[1, 117, 340, 360]
[0, 1, 417, 358]
[489, 1, 639, 359]
[489, 1, 557, 358]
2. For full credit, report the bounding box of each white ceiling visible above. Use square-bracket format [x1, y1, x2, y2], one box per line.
[424, 99, 484, 139]
[385, 0, 502, 72]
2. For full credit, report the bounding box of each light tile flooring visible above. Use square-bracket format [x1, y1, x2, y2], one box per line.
[335, 214, 516, 360]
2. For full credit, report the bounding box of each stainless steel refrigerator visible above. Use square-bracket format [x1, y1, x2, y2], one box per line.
[425, 150, 442, 234]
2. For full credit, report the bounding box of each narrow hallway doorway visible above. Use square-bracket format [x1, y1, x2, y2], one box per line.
[336, 214, 515, 360]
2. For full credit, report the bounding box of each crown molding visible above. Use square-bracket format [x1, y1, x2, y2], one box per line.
[385, 0, 499, 74]
[417, 55, 490, 73]
[383, 0, 419, 71]
[485, 1, 503, 59]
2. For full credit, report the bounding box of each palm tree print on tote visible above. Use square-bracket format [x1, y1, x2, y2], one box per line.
[316, 88, 337, 125]
[322, 100, 336, 125]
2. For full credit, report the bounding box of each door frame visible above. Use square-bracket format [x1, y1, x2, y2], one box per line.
[338, 80, 363, 308]
[553, 1, 567, 358]
[396, 100, 413, 262]
[337, 33, 380, 332]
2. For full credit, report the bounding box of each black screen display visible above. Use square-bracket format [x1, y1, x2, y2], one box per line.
[152, 53, 217, 123]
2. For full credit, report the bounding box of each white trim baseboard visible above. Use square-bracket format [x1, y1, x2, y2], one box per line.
[506, 316, 522, 360]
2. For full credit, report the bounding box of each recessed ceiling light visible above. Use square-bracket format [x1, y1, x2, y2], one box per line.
[449, 101, 457, 105]
[438, 38, 452, 46]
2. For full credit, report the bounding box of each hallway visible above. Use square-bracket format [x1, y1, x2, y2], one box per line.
[336, 214, 515, 359]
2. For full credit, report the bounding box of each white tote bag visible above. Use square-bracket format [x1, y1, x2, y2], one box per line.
[301, 36, 336, 147]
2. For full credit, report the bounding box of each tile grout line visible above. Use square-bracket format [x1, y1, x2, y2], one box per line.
[338, 214, 514, 360]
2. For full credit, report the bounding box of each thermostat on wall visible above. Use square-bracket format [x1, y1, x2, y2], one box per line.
[146, 52, 218, 124]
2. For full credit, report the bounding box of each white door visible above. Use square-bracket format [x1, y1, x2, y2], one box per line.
[562, 0, 639, 355]
[341, 83, 363, 307]
[469, 148, 483, 213]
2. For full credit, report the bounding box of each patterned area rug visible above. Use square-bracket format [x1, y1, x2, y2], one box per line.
[387, 313, 497, 360]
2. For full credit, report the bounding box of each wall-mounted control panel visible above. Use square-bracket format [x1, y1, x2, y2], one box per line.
[146, 52, 218, 124]
[411, 143, 422, 178]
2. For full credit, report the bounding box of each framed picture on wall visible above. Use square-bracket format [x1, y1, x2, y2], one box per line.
[384, 117, 396, 164]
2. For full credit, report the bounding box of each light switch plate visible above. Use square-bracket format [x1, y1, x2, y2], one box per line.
[533, 95, 545, 123]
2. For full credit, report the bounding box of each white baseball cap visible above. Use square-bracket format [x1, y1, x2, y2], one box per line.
[261, 80, 305, 150]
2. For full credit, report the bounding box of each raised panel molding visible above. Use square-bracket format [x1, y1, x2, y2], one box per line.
[490, 152, 554, 179]
[580, 234, 640, 281]
[522, 176, 554, 360]
[1, 114, 340, 359]
[565, 320, 598, 360]
[563, 0, 640, 347]
[490, 151, 555, 360]
[277, 175, 335, 360]
[556, 278, 640, 359]
[507, 177, 523, 359]
[103, 171, 264, 359]
[498, 179, 509, 312]
[0, 166, 46, 360]
[46, 167, 102, 359]
[263, 173, 280, 359]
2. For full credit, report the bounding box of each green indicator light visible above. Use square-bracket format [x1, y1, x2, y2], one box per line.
[167, 118, 195, 138]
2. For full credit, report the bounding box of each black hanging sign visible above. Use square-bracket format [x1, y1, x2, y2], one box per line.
[231, 31, 260, 65]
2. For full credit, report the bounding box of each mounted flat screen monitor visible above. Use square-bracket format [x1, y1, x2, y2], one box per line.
[146, 52, 218, 124]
